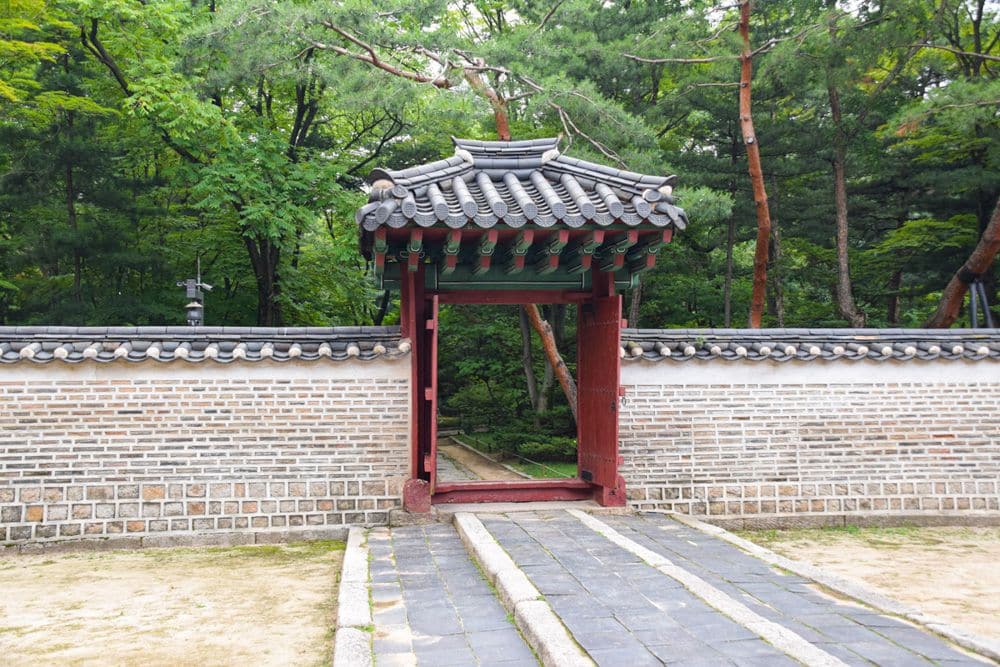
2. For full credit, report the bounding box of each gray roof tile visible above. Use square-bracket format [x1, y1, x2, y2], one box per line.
[359, 137, 687, 234]
[620, 329, 1000, 363]
[0, 326, 407, 364]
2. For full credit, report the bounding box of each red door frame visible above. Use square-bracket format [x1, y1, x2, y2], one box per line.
[401, 273, 625, 508]
[576, 270, 626, 506]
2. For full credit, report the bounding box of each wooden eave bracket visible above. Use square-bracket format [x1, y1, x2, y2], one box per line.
[406, 229, 424, 273]
[473, 230, 499, 276]
[565, 230, 606, 275]
[534, 230, 570, 275]
[597, 230, 639, 272]
[440, 230, 462, 275]
[626, 229, 673, 275]
[504, 230, 535, 275]
[373, 228, 388, 280]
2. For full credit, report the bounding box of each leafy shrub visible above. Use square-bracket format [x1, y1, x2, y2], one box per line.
[518, 437, 577, 463]
[438, 415, 461, 428]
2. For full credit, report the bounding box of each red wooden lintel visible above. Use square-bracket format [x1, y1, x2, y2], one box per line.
[437, 290, 594, 305]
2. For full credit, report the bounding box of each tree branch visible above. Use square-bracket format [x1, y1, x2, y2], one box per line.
[80, 18, 202, 164]
[911, 42, 1000, 62]
[624, 53, 737, 64]
[536, 0, 566, 32]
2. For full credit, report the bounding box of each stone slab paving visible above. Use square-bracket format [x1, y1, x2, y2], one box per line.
[479, 510, 989, 667]
[480, 510, 798, 666]
[368, 524, 538, 666]
[598, 512, 988, 667]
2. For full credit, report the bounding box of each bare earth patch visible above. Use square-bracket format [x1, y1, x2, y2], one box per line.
[438, 438, 525, 481]
[0, 540, 344, 666]
[740, 526, 1000, 640]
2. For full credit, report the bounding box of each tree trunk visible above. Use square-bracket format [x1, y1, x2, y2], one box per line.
[519, 306, 540, 412]
[925, 195, 1000, 328]
[628, 277, 643, 327]
[64, 112, 82, 305]
[66, 159, 81, 304]
[373, 289, 391, 326]
[827, 80, 866, 327]
[525, 303, 578, 423]
[767, 173, 785, 326]
[724, 216, 735, 327]
[739, 0, 772, 328]
[245, 235, 283, 326]
[887, 270, 902, 325]
[536, 304, 563, 415]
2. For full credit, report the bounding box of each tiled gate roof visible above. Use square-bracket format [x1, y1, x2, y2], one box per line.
[356, 138, 689, 232]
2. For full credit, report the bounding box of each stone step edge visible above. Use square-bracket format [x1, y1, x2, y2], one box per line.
[332, 526, 373, 667]
[453, 511, 594, 667]
[567, 509, 847, 667]
[669, 511, 1000, 664]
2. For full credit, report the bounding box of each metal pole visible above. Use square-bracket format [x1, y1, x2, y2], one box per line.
[970, 280, 979, 328]
[976, 281, 995, 328]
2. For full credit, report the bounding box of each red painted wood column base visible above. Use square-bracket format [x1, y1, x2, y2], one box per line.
[594, 475, 627, 507]
[403, 479, 432, 513]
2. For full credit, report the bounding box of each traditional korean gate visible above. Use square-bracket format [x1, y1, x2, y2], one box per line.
[357, 137, 687, 509]
[577, 289, 626, 506]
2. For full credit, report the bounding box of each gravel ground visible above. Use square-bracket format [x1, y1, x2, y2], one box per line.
[0, 540, 344, 666]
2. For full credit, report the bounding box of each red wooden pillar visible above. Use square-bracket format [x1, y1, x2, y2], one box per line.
[577, 269, 626, 506]
[400, 265, 435, 512]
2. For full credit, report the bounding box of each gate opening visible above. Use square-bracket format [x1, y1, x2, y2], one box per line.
[435, 304, 579, 485]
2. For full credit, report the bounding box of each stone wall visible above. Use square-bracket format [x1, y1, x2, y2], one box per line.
[620, 359, 1000, 524]
[0, 359, 410, 547]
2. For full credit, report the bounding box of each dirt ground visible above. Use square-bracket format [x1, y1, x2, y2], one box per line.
[438, 439, 526, 481]
[0, 540, 344, 667]
[742, 526, 1000, 639]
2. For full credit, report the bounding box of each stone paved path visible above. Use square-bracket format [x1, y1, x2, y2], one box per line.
[600, 513, 983, 666]
[368, 524, 537, 666]
[482, 511, 797, 666]
[437, 449, 480, 482]
[360, 510, 990, 667]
